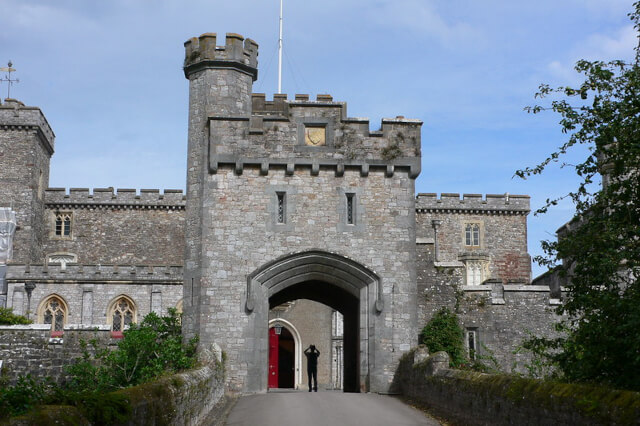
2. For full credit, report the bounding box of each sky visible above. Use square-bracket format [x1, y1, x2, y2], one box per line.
[0, 0, 637, 277]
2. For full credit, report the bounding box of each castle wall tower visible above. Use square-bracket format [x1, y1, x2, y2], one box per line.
[0, 99, 54, 265]
[183, 33, 422, 393]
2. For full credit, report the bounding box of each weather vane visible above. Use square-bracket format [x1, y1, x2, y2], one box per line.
[0, 61, 20, 99]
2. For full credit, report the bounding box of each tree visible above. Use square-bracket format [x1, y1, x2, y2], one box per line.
[516, 3, 640, 391]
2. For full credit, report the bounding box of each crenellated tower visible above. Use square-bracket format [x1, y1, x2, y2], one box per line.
[183, 33, 422, 393]
[0, 99, 54, 265]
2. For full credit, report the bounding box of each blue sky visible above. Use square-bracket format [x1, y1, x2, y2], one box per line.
[1, 0, 637, 277]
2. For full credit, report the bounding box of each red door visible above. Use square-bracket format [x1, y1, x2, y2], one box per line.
[268, 327, 279, 388]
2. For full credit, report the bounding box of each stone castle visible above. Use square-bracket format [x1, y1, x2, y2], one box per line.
[0, 33, 561, 394]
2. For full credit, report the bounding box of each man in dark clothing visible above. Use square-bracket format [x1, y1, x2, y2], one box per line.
[304, 344, 320, 392]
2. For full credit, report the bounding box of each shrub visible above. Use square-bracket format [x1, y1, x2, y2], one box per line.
[420, 307, 466, 367]
[0, 307, 31, 325]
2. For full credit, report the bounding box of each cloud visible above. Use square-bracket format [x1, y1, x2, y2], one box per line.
[546, 24, 637, 84]
[365, 0, 482, 48]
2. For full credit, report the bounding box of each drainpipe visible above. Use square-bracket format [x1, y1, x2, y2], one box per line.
[431, 220, 442, 263]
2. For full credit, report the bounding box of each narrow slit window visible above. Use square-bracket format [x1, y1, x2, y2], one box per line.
[467, 330, 477, 359]
[276, 192, 286, 224]
[346, 193, 355, 225]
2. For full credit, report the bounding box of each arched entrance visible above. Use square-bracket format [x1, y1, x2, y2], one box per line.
[245, 250, 383, 393]
[268, 319, 302, 389]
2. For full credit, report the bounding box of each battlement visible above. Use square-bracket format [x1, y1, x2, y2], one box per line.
[183, 33, 258, 80]
[44, 188, 185, 209]
[416, 193, 530, 214]
[6, 263, 183, 283]
[0, 99, 55, 154]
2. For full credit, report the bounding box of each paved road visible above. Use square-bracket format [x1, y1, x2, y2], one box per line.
[225, 390, 442, 426]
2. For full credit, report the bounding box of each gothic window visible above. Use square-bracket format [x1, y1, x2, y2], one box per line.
[464, 260, 488, 286]
[54, 212, 72, 238]
[109, 296, 136, 332]
[464, 223, 480, 247]
[39, 295, 67, 335]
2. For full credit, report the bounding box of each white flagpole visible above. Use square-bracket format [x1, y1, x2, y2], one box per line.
[278, 0, 283, 94]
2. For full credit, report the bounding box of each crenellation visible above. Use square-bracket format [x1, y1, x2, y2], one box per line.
[416, 192, 530, 213]
[7, 263, 183, 282]
[183, 33, 259, 80]
[44, 187, 185, 208]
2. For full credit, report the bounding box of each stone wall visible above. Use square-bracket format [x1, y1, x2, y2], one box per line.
[416, 193, 531, 283]
[396, 350, 640, 426]
[0, 326, 114, 384]
[5, 359, 227, 426]
[183, 32, 421, 393]
[0, 100, 54, 264]
[5, 265, 183, 325]
[43, 188, 185, 265]
[416, 243, 562, 372]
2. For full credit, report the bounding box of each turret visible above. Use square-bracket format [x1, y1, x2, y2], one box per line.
[181, 33, 259, 341]
[0, 99, 54, 265]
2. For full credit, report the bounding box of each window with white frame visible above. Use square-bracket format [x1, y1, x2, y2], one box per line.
[464, 223, 480, 247]
[54, 212, 72, 238]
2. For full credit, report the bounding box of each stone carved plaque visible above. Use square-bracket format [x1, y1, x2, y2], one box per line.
[304, 126, 326, 146]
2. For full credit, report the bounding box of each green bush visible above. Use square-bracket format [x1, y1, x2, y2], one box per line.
[65, 308, 198, 392]
[0, 307, 31, 325]
[0, 375, 51, 418]
[420, 307, 466, 367]
[1, 310, 198, 423]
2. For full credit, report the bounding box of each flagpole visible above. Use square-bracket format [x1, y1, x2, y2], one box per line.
[277, 0, 283, 94]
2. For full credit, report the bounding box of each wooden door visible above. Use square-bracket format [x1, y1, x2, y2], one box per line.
[268, 327, 279, 388]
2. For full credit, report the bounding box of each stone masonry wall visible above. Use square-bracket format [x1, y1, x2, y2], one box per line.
[0, 100, 54, 264]
[0, 327, 114, 384]
[396, 350, 640, 425]
[193, 166, 417, 393]
[6, 265, 183, 325]
[416, 242, 562, 373]
[416, 193, 531, 283]
[42, 188, 185, 265]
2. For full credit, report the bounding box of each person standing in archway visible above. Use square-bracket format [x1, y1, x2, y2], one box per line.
[304, 344, 320, 392]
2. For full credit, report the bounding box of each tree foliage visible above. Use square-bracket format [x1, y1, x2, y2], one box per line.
[0, 307, 31, 325]
[420, 307, 466, 367]
[66, 308, 198, 392]
[517, 3, 640, 391]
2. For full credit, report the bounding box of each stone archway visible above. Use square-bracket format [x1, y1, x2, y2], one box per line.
[245, 250, 383, 393]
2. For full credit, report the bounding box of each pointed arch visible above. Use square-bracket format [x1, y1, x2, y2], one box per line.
[37, 294, 68, 333]
[246, 250, 383, 312]
[106, 295, 137, 331]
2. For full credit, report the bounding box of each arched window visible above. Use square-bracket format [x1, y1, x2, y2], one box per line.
[108, 296, 136, 332]
[38, 295, 68, 335]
